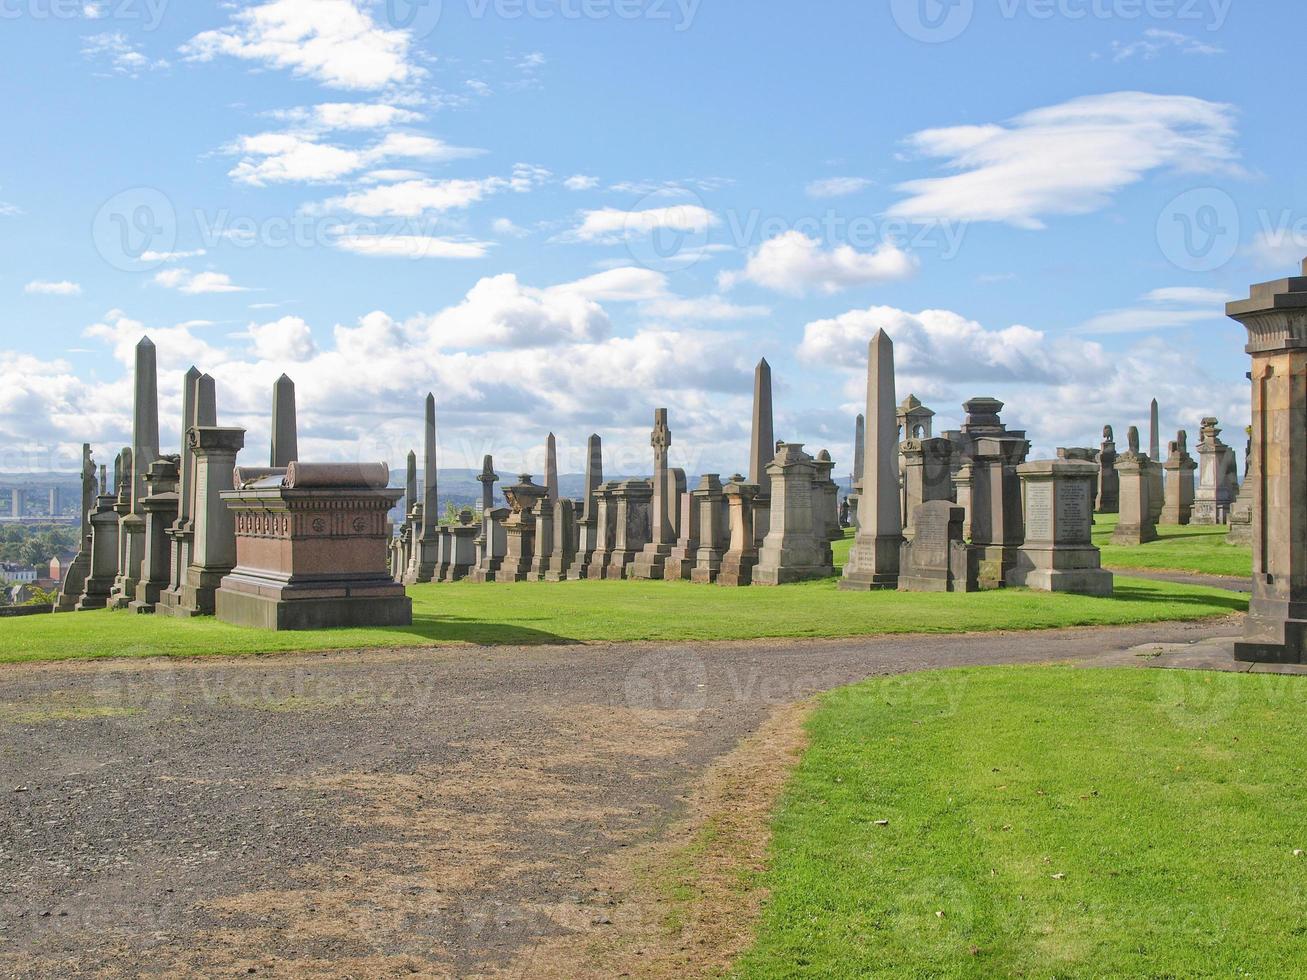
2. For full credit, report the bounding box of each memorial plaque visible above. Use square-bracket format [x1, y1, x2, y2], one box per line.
[1056, 481, 1091, 545]
[1025, 482, 1053, 542]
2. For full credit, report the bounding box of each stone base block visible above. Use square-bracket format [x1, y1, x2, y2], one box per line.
[1111, 524, 1158, 545]
[753, 562, 834, 586]
[630, 545, 673, 581]
[1226, 521, 1253, 547]
[717, 554, 756, 587]
[604, 551, 641, 580]
[972, 544, 1019, 591]
[1006, 547, 1113, 596]
[216, 576, 412, 631]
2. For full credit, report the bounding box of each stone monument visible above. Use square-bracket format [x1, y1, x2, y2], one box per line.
[1111, 427, 1157, 545]
[898, 501, 975, 593]
[754, 444, 836, 585]
[1192, 417, 1239, 525]
[1161, 431, 1197, 526]
[1097, 425, 1119, 513]
[1007, 459, 1113, 596]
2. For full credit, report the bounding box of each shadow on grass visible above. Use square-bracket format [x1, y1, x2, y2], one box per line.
[1111, 584, 1248, 613]
[390, 613, 579, 646]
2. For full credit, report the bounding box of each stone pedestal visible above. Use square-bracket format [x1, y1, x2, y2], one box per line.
[754, 444, 834, 586]
[1097, 427, 1119, 514]
[75, 492, 120, 610]
[128, 458, 180, 613]
[689, 476, 729, 584]
[529, 499, 554, 581]
[544, 499, 578, 582]
[969, 434, 1029, 590]
[500, 476, 547, 583]
[443, 521, 477, 582]
[898, 501, 975, 593]
[1007, 459, 1112, 596]
[1112, 443, 1158, 545]
[55, 445, 96, 613]
[605, 480, 653, 580]
[900, 437, 954, 541]
[632, 410, 678, 580]
[663, 489, 701, 582]
[1161, 434, 1197, 526]
[215, 463, 411, 630]
[718, 479, 759, 587]
[580, 485, 619, 581]
[468, 508, 509, 583]
[1229, 263, 1307, 662]
[1192, 417, 1239, 525]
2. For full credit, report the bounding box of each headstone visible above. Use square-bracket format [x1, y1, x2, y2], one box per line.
[469, 454, 501, 580]
[573, 435, 604, 574]
[604, 479, 653, 580]
[127, 456, 180, 612]
[580, 483, 619, 580]
[75, 455, 121, 611]
[271, 374, 298, 468]
[841, 331, 903, 591]
[444, 511, 478, 582]
[898, 501, 975, 593]
[545, 432, 559, 502]
[812, 449, 841, 550]
[1192, 417, 1239, 525]
[1097, 426, 1119, 513]
[216, 463, 410, 630]
[158, 371, 211, 616]
[754, 444, 835, 585]
[848, 413, 865, 531]
[1161, 431, 1197, 526]
[54, 444, 95, 612]
[528, 496, 554, 580]
[500, 475, 548, 582]
[1229, 262, 1307, 662]
[900, 437, 953, 541]
[1057, 447, 1099, 510]
[632, 409, 679, 579]
[1007, 459, 1113, 595]
[717, 476, 759, 587]
[664, 483, 702, 581]
[689, 475, 729, 584]
[962, 400, 1029, 589]
[544, 498, 578, 582]
[1111, 426, 1157, 545]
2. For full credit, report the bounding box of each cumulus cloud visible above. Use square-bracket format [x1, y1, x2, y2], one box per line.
[572, 204, 719, 242]
[720, 232, 917, 296]
[25, 280, 82, 296]
[181, 0, 418, 91]
[247, 316, 317, 361]
[890, 92, 1241, 229]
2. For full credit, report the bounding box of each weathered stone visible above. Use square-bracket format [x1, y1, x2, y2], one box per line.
[847, 413, 864, 531]
[75, 463, 119, 611]
[500, 475, 548, 582]
[749, 358, 775, 544]
[754, 444, 835, 585]
[1111, 427, 1158, 545]
[545, 432, 559, 502]
[544, 499, 579, 582]
[570, 436, 605, 580]
[689, 476, 729, 584]
[127, 456, 180, 613]
[582, 483, 620, 581]
[468, 455, 502, 582]
[1161, 431, 1197, 526]
[632, 409, 680, 580]
[604, 479, 653, 580]
[54, 444, 95, 613]
[1007, 459, 1112, 596]
[1229, 261, 1307, 662]
[271, 374, 298, 468]
[718, 477, 759, 588]
[408, 393, 440, 584]
[897, 394, 935, 440]
[841, 331, 903, 591]
[965, 402, 1029, 589]
[813, 449, 841, 550]
[898, 501, 975, 593]
[1097, 426, 1119, 513]
[443, 513, 478, 582]
[158, 371, 212, 617]
[664, 484, 702, 582]
[1192, 417, 1240, 525]
[900, 437, 953, 541]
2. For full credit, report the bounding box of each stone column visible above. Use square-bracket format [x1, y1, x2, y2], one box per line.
[1111, 428, 1157, 545]
[128, 457, 180, 612]
[529, 497, 555, 580]
[577, 483, 618, 580]
[1229, 262, 1307, 662]
[604, 479, 653, 580]
[689, 475, 728, 584]
[754, 444, 833, 586]
[900, 437, 954, 541]
[664, 482, 703, 581]
[574, 435, 603, 568]
[409, 393, 441, 584]
[968, 434, 1029, 590]
[952, 462, 974, 542]
[718, 477, 759, 587]
[749, 358, 775, 545]
[174, 426, 246, 616]
[841, 330, 903, 591]
[544, 433, 559, 502]
[848, 413, 865, 531]
[160, 369, 206, 615]
[633, 409, 678, 580]
[54, 444, 96, 612]
[109, 447, 137, 609]
[1161, 431, 1197, 526]
[1007, 459, 1112, 596]
[544, 498, 578, 582]
[1097, 426, 1119, 513]
[75, 478, 120, 611]
[271, 374, 298, 467]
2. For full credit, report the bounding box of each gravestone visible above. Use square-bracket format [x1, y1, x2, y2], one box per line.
[573, 435, 604, 574]
[444, 511, 478, 582]
[1111, 427, 1157, 545]
[754, 444, 835, 585]
[409, 393, 440, 584]
[965, 401, 1029, 589]
[544, 499, 578, 582]
[750, 359, 775, 545]
[581, 483, 620, 580]
[1097, 426, 1119, 513]
[604, 479, 653, 580]
[900, 437, 954, 541]
[898, 501, 975, 593]
[1161, 431, 1197, 526]
[159, 371, 214, 616]
[718, 477, 759, 587]
[664, 483, 702, 581]
[1007, 459, 1112, 595]
[127, 456, 180, 612]
[75, 461, 119, 611]
[54, 444, 95, 612]
[111, 337, 161, 609]
[1192, 417, 1239, 525]
[500, 475, 548, 582]
[689, 475, 730, 584]
[632, 409, 680, 580]
[848, 413, 865, 531]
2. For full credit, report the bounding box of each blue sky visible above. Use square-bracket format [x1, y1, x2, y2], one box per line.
[1, 0, 1300, 479]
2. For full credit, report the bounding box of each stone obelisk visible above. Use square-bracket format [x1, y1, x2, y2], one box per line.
[409, 393, 440, 583]
[849, 412, 865, 530]
[750, 358, 775, 543]
[840, 330, 902, 590]
[1149, 399, 1160, 461]
[112, 337, 160, 607]
[545, 433, 559, 501]
[271, 374, 298, 468]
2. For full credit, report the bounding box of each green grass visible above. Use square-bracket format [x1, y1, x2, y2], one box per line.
[1094, 513, 1251, 578]
[736, 666, 1307, 978]
[0, 572, 1244, 665]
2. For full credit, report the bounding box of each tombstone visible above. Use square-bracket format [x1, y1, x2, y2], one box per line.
[127, 456, 180, 613]
[216, 463, 410, 630]
[500, 475, 548, 582]
[1229, 262, 1307, 662]
[749, 359, 775, 545]
[664, 482, 703, 581]
[952, 461, 974, 541]
[688, 475, 729, 584]
[159, 371, 213, 616]
[1161, 431, 1198, 526]
[528, 496, 555, 581]
[1097, 426, 1120, 513]
[812, 449, 841, 550]
[109, 338, 161, 609]
[1111, 427, 1158, 545]
[898, 501, 975, 593]
[54, 444, 95, 612]
[1228, 428, 1255, 547]
[107, 447, 134, 608]
[632, 409, 680, 580]
[900, 437, 954, 541]
[544, 499, 579, 582]
[1007, 459, 1113, 595]
[470, 455, 501, 580]
[75, 459, 121, 611]
[580, 483, 620, 581]
[1192, 417, 1239, 525]
[604, 479, 653, 580]
[271, 374, 298, 468]
[468, 506, 510, 583]
[841, 331, 903, 591]
[409, 393, 441, 584]
[754, 444, 835, 585]
[1057, 447, 1099, 510]
[964, 401, 1029, 590]
[444, 511, 477, 582]
[1145, 400, 1166, 525]
[847, 413, 865, 531]
[718, 477, 760, 587]
[573, 435, 604, 574]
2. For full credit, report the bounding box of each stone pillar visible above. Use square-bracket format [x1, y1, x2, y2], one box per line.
[604, 479, 653, 580]
[108, 447, 137, 609]
[579, 484, 618, 581]
[633, 409, 678, 580]
[1229, 262, 1307, 662]
[75, 479, 120, 611]
[544, 433, 559, 502]
[1097, 426, 1119, 513]
[812, 449, 841, 551]
[848, 413, 864, 532]
[664, 482, 702, 581]
[528, 497, 554, 580]
[689, 475, 729, 584]
[900, 437, 954, 541]
[754, 444, 834, 585]
[111, 337, 160, 607]
[159, 369, 206, 616]
[271, 374, 298, 468]
[1192, 417, 1239, 525]
[409, 393, 441, 584]
[468, 507, 509, 583]
[1007, 459, 1112, 596]
[544, 499, 578, 582]
[1111, 428, 1157, 545]
[574, 435, 603, 570]
[952, 462, 974, 542]
[54, 444, 96, 612]
[969, 433, 1029, 590]
[718, 477, 759, 587]
[128, 457, 180, 612]
[749, 358, 775, 545]
[841, 330, 903, 591]
[500, 475, 547, 582]
[173, 426, 246, 616]
[1161, 431, 1197, 526]
[1147, 400, 1164, 523]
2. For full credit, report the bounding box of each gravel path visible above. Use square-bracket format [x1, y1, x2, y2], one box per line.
[0, 620, 1239, 977]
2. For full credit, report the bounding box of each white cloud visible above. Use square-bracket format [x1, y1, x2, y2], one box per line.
[641, 296, 770, 321]
[332, 232, 492, 259]
[82, 32, 169, 77]
[573, 204, 719, 242]
[1249, 227, 1307, 271]
[153, 269, 249, 295]
[720, 231, 917, 296]
[564, 175, 600, 191]
[1142, 286, 1231, 306]
[293, 102, 423, 130]
[493, 217, 529, 238]
[805, 177, 873, 199]
[140, 248, 207, 263]
[317, 177, 499, 217]
[1076, 286, 1228, 335]
[247, 316, 317, 361]
[225, 131, 482, 187]
[1110, 29, 1224, 62]
[181, 0, 417, 91]
[25, 280, 82, 296]
[890, 92, 1241, 229]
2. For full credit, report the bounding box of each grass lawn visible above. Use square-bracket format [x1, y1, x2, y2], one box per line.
[736, 666, 1307, 978]
[0, 572, 1244, 665]
[1094, 513, 1251, 578]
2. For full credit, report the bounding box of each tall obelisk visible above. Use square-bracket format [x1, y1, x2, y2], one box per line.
[271, 374, 298, 467]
